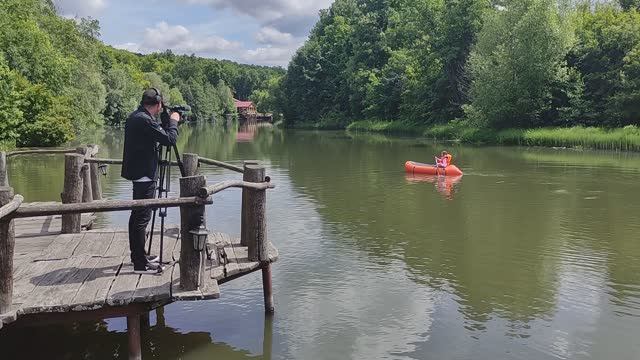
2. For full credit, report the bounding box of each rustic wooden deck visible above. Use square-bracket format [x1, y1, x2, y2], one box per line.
[1, 226, 278, 329]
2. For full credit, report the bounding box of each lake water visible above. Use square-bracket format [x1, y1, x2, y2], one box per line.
[2, 124, 640, 359]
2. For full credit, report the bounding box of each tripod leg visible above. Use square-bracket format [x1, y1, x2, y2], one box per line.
[147, 149, 168, 255]
[157, 146, 171, 266]
[147, 209, 157, 255]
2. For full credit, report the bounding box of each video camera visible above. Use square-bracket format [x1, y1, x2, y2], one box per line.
[161, 104, 191, 127]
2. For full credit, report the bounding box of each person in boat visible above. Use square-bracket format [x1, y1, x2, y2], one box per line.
[435, 151, 452, 168]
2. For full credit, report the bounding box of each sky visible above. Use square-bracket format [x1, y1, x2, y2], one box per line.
[51, 0, 334, 67]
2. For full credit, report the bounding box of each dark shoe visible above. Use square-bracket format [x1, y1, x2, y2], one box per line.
[134, 262, 161, 274]
[146, 255, 160, 263]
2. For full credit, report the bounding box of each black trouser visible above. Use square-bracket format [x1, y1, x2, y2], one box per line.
[129, 181, 156, 268]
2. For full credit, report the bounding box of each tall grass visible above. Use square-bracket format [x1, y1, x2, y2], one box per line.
[496, 126, 640, 151]
[312, 118, 640, 152]
[347, 120, 424, 134]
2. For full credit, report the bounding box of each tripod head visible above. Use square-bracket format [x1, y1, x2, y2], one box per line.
[161, 104, 191, 127]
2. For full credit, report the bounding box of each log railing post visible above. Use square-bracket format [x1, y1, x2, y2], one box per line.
[183, 153, 199, 176]
[88, 144, 102, 200]
[179, 175, 207, 290]
[243, 163, 267, 261]
[241, 163, 274, 314]
[76, 147, 93, 203]
[0, 187, 16, 314]
[61, 154, 84, 233]
[0, 151, 8, 187]
[241, 160, 260, 247]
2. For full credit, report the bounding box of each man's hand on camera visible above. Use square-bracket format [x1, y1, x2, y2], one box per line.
[170, 112, 181, 122]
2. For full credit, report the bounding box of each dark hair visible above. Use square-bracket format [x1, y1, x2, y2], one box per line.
[141, 88, 163, 106]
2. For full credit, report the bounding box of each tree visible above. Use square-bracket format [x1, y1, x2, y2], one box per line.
[467, 0, 573, 128]
[103, 64, 142, 126]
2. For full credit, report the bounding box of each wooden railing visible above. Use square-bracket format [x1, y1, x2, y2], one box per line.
[0, 147, 274, 315]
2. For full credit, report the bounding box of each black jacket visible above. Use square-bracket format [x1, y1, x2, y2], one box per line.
[121, 106, 179, 181]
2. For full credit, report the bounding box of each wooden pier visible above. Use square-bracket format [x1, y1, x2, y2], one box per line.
[0, 147, 278, 359]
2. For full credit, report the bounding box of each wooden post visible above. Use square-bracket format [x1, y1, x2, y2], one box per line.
[183, 153, 199, 176]
[76, 147, 93, 203]
[262, 264, 275, 314]
[127, 315, 142, 360]
[241, 160, 260, 247]
[88, 145, 102, 200]
[242, 163, 273, 314]
[0, 187, 15, 314]
[0, 151, 8, 187]
[61, 154, 84, 233]
[179, 175, 207, 290]
[81, 164, 93, 203]
[243, 164, 267, 261]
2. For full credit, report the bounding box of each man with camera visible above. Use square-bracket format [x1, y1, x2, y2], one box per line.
[121, 88, 180, 274]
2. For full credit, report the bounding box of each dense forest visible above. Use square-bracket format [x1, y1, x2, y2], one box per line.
[278, 0, 640, 133]
[0, 0, 284, 148]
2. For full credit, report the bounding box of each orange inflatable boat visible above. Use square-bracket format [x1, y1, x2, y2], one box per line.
[404, 161, 463, 176]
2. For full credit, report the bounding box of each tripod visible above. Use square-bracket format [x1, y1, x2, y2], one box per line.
[147, 143, 185, 271]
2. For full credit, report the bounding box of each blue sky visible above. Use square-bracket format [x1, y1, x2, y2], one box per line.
[52, 0, 334, 67]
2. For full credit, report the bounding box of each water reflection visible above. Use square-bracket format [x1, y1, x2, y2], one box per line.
[4, 126, 640, 359]
[0, 306, 271, 360]
[405, 174, 463, 200]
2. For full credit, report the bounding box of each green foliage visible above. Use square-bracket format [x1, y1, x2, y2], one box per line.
[103, 65, 142, 126]
[0, 0, 283, 146]
[467, 0, 573, 129]
[568, 5, 640, 126]
[0, 61, 25, 143]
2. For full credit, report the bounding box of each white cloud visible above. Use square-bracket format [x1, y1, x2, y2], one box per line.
[255, 27, 294, 45]
[53, 0, 106, 17]
[116, 21, 299, 66]
[114, 42, 141, 53]
[180, 0, 332, 35]
[118, 22, 242, 55]
[242, 42, 302, 67]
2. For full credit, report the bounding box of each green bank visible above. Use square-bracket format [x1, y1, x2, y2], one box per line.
[347, 120, 640, 152]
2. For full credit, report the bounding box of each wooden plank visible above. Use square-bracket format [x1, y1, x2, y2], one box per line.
[12, 260, 60, 306]
[14, 235, 58, 257]
[105, 259, 141, 307]
[70, 255, 123, 310]
[14, 213, 95, 237]
[171, 262, 220, 301]
[234, 246, 249, 263]
[15, 256, 88, 312]
[34, 233, 85, 261]
[223, 240, 240, 277]
[103, 231, 129, 258]
[149, 229, 179, 264]
[72, 232, 115, 257]
[131, 229, 180, 303]
[20, 256, 99, 314]
[131, 263, 173, 304]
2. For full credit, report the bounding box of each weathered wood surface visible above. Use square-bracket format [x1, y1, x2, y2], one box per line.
[0, 187, 16, 313]
[0, 151, 8, 187]
[242, 164, 268, 261]
[0, 194, 23, 220]
[0, 228, 276, 328]
[179, 175, 207, 291]
[197, 157, 244, 173]
[208, 232, 278, 283]
[6, 149, 76, 157]
[182, 153, 199, 176]
[197, 180, 274, 198]
[12, 196, 212, 218]
[14, 212, 95, 238]
[61, 154, 84, 233]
